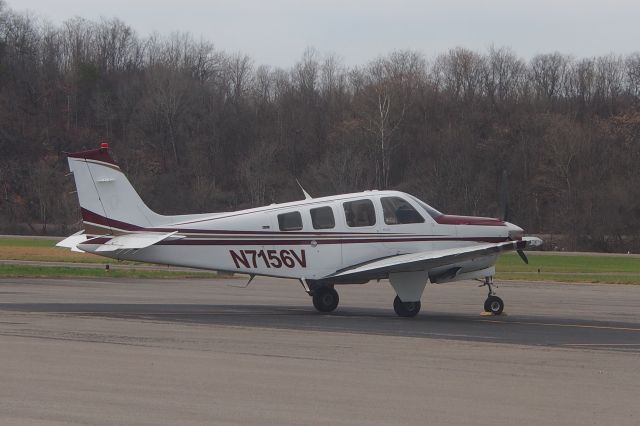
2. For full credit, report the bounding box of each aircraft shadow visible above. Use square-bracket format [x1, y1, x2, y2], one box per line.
[2, 302, 639, 352]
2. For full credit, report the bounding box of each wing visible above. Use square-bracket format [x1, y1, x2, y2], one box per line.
[327, 237, 542, 282]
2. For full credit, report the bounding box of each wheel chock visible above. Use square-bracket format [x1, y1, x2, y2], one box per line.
[480, 311, 508, 316]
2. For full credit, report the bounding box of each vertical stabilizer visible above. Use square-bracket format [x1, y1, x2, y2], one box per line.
[67, 143, 165, 234]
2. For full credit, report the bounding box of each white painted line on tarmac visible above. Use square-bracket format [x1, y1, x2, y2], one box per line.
[562, 343, 640, 347]
[478, 319, 640, 332]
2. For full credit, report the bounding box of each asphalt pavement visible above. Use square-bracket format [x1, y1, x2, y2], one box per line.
[1, 277, 639, 425]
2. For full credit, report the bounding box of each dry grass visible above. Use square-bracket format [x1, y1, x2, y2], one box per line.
[0, 237, 135, 264]
[0, 264, 216, 279]
[0, 245, 110, 263]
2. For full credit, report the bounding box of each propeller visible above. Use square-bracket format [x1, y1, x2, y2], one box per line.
[517, 249, 529, 264]
[500, 169, 528, 264]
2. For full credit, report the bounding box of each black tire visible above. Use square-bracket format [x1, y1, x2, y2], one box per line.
[312, 286, 339, 313]
[484, 296, 504, 315]
[393, 295, 421, 317]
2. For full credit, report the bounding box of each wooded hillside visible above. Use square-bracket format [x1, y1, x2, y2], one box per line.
[1, 2, 639, 251]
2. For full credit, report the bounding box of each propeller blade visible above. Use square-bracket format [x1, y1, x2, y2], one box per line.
[517, 249, 529, 264]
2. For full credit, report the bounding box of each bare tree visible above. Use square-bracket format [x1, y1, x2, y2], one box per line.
[626, 53, 640, 98]
[484, 46, 525, 105]
[530, 52, 571, 105]
[360, 56, 407, 189]
[434, 47, 485, 103]
[225, 52, 253, 100]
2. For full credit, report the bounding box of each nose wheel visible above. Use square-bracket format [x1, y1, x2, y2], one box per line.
[480, 276, 505, 315]
[484, 295, 504, 315]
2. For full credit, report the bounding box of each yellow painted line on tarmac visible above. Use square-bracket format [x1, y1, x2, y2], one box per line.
[478, 319, 640, 332]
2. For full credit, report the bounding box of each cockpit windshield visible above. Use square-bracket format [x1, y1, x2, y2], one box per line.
[409, 195, 443, 219]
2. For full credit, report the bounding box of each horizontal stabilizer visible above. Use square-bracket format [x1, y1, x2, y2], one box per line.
[91, 231, 183, 252]
[56, 230, 90, 253]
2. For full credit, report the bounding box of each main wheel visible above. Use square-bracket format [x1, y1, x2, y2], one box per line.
[312, 286, 339, 313]
[393, 296, 421, 317]
[484, 295, 504, 315]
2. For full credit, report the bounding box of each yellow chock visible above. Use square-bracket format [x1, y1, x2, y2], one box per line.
[480, 311, 508, 316]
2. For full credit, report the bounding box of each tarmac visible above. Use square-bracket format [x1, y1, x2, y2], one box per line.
[1, 277, 639, 425]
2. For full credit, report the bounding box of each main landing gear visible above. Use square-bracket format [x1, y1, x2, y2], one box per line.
[393, 296, 421, 317]
[311, 286, 339, 313]
[479, 276, 504, 315]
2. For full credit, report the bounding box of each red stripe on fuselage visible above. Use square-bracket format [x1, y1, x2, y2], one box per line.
[81, 236, 508, 246]
[78, 208, 508, 245]
[435, 215, 506, 226]
[157, 237, 508, 245]
[81, 208, 144, 231]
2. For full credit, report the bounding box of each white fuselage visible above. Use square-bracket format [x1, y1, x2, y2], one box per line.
[80, 190, 517, 283]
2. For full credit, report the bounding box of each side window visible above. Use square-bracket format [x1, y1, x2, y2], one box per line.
[310, 206, 335, 229]
[381, 197, 424, 225]
[343, 199, 376, 227]
[278, 211, 303, 231]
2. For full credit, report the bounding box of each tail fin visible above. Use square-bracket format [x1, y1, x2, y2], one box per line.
[67, 143, 165, 235]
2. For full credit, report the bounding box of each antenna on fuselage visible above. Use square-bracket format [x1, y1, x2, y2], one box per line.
[296, 179, 313, 200]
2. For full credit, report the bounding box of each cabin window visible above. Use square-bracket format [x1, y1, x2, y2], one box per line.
[409, 195, 443, 220]
[278, 211, 303, 231]
[310, 206, 335, 229]
[343, 199, 376, 227]
[381, 197, 425, 225]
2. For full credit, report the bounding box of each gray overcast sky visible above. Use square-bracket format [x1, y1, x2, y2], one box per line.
[10, 0, 640, 67]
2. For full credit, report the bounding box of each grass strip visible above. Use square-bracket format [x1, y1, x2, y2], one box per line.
[0, 238, 61, 248]
[0, 264, 217, 279]
[497, 253, 640, 273]
[0, 237, 136, 263]
[496, 272, 640, 285]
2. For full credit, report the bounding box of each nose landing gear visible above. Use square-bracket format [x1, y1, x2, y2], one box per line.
[479, 276, 504, 315]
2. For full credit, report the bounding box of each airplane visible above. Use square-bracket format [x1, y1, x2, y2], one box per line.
[57, 142, 542, 317]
